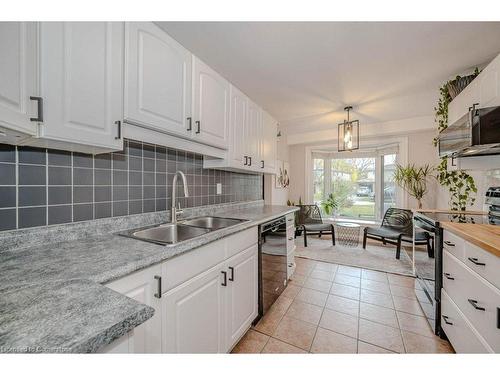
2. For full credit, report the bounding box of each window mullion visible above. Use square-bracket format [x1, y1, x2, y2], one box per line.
[324, 158, 332, 198]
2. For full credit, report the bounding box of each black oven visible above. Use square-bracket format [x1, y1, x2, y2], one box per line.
[413, 213, 442, 336]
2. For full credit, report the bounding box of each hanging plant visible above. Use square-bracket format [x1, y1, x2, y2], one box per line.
[433, 69, 479, 211]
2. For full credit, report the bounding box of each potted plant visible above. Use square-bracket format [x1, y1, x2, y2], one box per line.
[394, 164, 434, 209]
[321, 193, 340, 217]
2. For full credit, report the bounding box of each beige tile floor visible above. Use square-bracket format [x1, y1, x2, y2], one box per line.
[231, 257, 453, 354]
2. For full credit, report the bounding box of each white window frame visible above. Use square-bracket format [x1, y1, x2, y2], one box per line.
[304, 136, 408, 222]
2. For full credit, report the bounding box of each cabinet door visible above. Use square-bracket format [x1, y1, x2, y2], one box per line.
[0, 22, 37, 137]
[192, 56, 229, 149]
[105, 265, 162, 353]
[229, 85, 248, 164]
[39, 22, 123, 151]
[162, 263, 226, 353]
[226, 244, 259, 349]
[247, 100, 262, 168]
[261, 110, 277, 172]
[125, 22, 192, 137]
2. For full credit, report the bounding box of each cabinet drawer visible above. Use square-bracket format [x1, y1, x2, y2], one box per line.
[443, 230, 465, 260]
[443, 250, 500, 352]
[441, 289, 491, 353]
[162, 240, 226, 292]
[226, 227, 258, 258]
[162, 227, 257, 291]
[285, 213, 295, 228]
[464, 241, 500, 290]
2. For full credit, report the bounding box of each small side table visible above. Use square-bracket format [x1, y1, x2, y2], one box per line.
[335, 222, 361, 247]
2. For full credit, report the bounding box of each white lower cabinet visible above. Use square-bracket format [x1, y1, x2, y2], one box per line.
[104, 264, 162, 353]
[441, 229, 500, 353]
[101, 227, 258, 353]
[441, 289, 491, 353]
[163, 243, 258, 353]
[226, 244, 259, 349]
[162, 262, 227, 353]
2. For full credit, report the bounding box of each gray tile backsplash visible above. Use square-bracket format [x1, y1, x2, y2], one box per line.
[0, 140, 263, 231]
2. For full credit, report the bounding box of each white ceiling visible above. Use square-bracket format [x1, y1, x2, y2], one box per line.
[156, 22, 500, 134]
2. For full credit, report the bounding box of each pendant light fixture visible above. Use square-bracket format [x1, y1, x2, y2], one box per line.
[338, 106, 359, 152]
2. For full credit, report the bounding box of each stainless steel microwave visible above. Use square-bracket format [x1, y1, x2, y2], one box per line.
[438, 105, 500, 157]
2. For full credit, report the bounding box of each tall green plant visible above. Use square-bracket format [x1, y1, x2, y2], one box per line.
[394, 164, 434, 209]
[434, 73, 478, 211]
[321, 193, 339, 216]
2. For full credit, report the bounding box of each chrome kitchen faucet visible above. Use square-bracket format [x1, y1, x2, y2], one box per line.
[171, 171, 189, 223]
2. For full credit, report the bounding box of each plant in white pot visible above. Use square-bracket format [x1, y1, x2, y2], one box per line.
[394, 164, 434, 209]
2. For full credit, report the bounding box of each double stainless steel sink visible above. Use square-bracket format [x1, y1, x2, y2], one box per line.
[121, 216, 248, 246]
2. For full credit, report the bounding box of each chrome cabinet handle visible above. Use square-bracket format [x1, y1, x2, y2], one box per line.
[187, 117, 192, 131]
[30, 96, 44, 122]
[114, 120, 121, 140]
[442, 315, 453, 325]
[288, 237, 294, 241]
[468, 299, 485, 311]
[444, 241, 455, 247]
[444, 273, 454, 280]
[154, 275, 162, 299]
[468, 257, 486, 266]
[195, 121, 200, 134]
[228, 266, 234, 281]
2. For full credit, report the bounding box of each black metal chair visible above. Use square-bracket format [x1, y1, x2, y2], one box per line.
[296, 204, 335, 247]
[362, 207, 434, 259]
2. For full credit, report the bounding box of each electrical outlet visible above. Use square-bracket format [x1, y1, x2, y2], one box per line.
[216, 183, 222, 195]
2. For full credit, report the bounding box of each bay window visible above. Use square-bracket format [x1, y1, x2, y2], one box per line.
[311, 149, 398, 221]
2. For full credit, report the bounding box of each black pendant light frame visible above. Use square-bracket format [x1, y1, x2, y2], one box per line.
[338, 106, 360, 152]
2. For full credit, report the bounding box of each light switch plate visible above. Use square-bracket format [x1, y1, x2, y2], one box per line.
[216, 183, 222, 195]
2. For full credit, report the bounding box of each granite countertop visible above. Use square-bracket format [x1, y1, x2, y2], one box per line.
[440, 222, 500, 257]
[0, 204, 298, 353]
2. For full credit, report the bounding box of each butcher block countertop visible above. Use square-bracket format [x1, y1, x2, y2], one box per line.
[440, 222, 500, 258]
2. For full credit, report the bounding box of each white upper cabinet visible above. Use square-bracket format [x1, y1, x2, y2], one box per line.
[229, 84, 248, 165]
[0, 22, 38, 141]
[124, 22, 192, 138]
[448, 53, 500, 126]
[192, 56, 229, 149]
[247, 100, 262, 168]
[478, 54, 500, 107]
[36, 22, 124, 152]
[261, 110, 277, 172]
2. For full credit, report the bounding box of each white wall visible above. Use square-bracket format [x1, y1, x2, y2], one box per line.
[264, 134, 290, 205]
[288, 143, 306, 204]
[407, 130, 440, 210]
